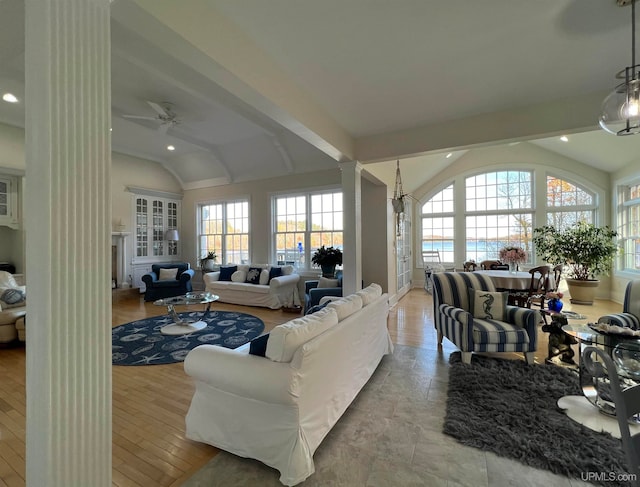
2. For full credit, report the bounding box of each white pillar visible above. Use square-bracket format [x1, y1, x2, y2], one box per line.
[341, 161, 363, 296]
[25, 1, 112, 485]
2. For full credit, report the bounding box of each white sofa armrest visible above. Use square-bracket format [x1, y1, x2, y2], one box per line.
[184, 345, 295, 405]
[203, 271, 221, 285]
[270, 273, 299, 288]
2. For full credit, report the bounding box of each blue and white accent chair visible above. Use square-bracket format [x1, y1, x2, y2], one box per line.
[598, 280, 640, 330]
[432, 272, 540, 364]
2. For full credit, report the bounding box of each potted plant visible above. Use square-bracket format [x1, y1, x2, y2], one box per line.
[532, 222, 618, 305]
[200, 251, 217, 272]
[311, 246, 343, 278]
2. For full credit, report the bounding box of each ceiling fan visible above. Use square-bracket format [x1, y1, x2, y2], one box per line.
[122, 101, 180, 134]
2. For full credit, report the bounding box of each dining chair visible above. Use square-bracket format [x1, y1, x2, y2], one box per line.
[525, 265, 552, 323]
[463, 260, 477, 272]
[551, 264, 563, 293]
[582, 346, 640, 483]
[423, 250, 443, 293]
[479, 260, 509, 270]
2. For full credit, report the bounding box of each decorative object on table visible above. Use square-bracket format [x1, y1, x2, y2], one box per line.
[498, 246, 527, 274]
[589, 322, 640, 337]
[541, 313, 576, 364]
[613, 340, 640, 379]
[444, 351, 628, 485]
[112, 310, 265, 365]
[311, 245, 342, 278]
[532, 222, 618, 305]
[599, 0, 640, 136]
[200, 251, 217, 272]
[546, 291, 564, 312]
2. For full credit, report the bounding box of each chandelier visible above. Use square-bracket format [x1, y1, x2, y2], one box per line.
[600, 0, 640, 135]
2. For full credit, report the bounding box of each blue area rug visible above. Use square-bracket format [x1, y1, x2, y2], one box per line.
[112, 310, 264, 365]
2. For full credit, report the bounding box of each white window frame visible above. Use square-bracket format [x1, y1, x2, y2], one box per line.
[272, 188, 343, 271]
[197, 199, 250, 265]
[617, 180, 640, 274]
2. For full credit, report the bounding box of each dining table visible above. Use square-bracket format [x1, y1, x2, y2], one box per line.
[474, 269, 556, 306]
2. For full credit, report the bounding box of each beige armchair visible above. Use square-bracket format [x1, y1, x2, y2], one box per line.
[0, 271, 26, 343]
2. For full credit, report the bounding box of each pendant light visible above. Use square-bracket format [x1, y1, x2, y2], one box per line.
[600, 0, 640, 135]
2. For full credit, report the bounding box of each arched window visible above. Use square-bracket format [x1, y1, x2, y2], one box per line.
[419, 170, 599, 267]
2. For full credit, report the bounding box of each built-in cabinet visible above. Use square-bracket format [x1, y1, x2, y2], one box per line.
[128, 188, 183, 291]
[0, 175, 20, 229]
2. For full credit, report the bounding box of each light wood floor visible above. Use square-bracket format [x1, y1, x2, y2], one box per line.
[0, 288, 622, 486]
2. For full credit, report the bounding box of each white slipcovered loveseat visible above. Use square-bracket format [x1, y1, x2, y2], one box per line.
[203, 264, 300, 309]
[183, 283, 392, 485]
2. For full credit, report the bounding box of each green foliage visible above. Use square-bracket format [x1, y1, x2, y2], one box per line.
[532, 222, 618, 280]
[200, 251, 217, 269]
[311, 246, 343, 267]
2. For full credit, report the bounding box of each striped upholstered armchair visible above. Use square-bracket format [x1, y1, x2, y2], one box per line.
[598, 280, 640, 330]
[432, 272, 540, 364]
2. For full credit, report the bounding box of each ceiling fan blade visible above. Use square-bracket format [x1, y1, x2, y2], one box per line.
[147, 101, 169, 117]
[123, 114, 158, 121]
[157, 123, 170, 135]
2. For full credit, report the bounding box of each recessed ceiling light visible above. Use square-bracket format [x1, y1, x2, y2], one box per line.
[2, 93, 18, 103]
[560, 135, 569, 142]
[445, 153, 453, 158]
[167, 145, 176, 151]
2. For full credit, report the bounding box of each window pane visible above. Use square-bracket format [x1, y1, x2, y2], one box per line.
[422, 184, 454, 214]
[465, 213, 533, 262]
[465, 171, 532, 212]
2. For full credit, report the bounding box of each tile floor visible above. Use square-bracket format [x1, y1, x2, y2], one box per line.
[183, 343, 601, 487]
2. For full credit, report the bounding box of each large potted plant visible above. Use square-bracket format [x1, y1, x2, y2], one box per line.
[532, 222, 618, 305]
[311, 246, 343, 278]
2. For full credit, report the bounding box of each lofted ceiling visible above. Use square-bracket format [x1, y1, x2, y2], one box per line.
[0, 0, 638, 191]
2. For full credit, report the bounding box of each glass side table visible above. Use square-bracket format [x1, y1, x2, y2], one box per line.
[153, 292, 219, 335]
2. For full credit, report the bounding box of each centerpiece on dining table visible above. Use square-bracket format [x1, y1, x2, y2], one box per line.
[498, 246, 527, 274]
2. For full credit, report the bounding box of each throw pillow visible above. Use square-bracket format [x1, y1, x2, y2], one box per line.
[231, 270, 247, 282]
[0, 286, 26, 309]
[266, 307, 338, 362]
[317, 277, 339, 289]
[259, 269, 270, 285]
[158, 268, 178, 281]
[268, 266, 283, 282]
[245, 267, 262, 285]
[469, 289, 508, 321]
[249, 333, 270, 357]
[219, 265, 237, 281]
[305, 300, 330, 315]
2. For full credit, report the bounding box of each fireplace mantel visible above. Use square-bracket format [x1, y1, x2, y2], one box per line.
[111, 232, 130, 288]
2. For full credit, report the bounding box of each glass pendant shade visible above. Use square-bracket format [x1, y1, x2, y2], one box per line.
[599, 66, 640, 135]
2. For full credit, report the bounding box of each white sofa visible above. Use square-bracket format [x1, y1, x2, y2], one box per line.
[183, 284, 392, 486]
[203, 264, 300, 309]
[0, 271, 26, 343]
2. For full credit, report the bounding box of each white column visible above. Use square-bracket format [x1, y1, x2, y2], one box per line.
[25, 1, 112, 486]
[341, 161, 363, 296]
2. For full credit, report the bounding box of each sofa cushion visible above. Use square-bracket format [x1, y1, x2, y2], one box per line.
[0, 306, 26, 325]
[158, 267, 178, 281]
[268, 266, 283, 282]
[0, 286, 26, 309]
[356, 283, 382, 306]
[266, 307, 338, 362]
[469, 289, 508, 321]
[248, 333, 270, 357]
[231, 270, 246, 282]
[326, 294, 363, 321]
[281, 265, 294, 276]
[229, 282, 270, 294]
[219, 266, 237, 281]
[318, 277, 339, 288]
[246, 267, 262, 285]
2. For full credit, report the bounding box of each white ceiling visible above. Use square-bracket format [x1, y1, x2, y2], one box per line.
[0, 0, 639, 190]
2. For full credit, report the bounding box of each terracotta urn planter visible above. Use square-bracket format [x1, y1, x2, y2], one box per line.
[566, 278, 600, 305]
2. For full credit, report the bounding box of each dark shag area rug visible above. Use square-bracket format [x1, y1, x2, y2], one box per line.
[112, 310, 264, 366]
[444, 352, 630, 487]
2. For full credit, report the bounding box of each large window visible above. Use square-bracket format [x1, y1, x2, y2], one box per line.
[420, 170, 599, 266]
[273, 190, 343, 269]
[198, 200, 249, 265]
[618, 182, 640, 272]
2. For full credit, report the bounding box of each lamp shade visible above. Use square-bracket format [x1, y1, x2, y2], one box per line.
[165, 229, 179, 241]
